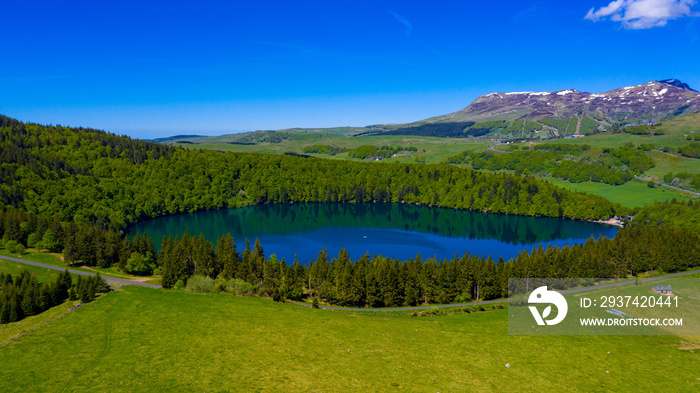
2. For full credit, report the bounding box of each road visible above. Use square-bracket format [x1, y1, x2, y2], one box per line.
[291, 269, 700, 312]
[0, 255, 161, 288]
[3, 255, 697, 311]
[634, 175, 700, 196]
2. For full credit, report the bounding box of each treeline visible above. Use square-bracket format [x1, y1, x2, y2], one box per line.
[464, 120, 508, 135]
[153, 223, 698, 307]
[347, 145, 418, 160]
[533, 143, 590, 155]
[235, 131, 327, 144]
[633, 199, 700, 233]
[0, 269, 107, 324]
[302, 145, 348, 155]
[663, 172, 700, 192]
[678, 142, 700, 158]
[382, 122, 484, 138]
[447, 145, 654, 185]
[0, 116, 622, 233]
[616, 123, 665, 135]
[0, 208, 157, 272]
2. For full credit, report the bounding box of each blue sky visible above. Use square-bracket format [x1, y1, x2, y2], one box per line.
[2, 0, 699, 138]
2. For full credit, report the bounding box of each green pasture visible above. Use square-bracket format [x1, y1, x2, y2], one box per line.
[180, 135, 489, 164]
[546, 178, 695, 208]
[0, 300, 81, 348]
[0, 286, 698, 392]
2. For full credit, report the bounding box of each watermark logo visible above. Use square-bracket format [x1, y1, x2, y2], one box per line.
[528, 286, 568, 326]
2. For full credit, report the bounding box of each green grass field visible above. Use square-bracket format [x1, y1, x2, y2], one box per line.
[0, 257, 76, 283]
[180, 134, 488, 164]
[0, 285, 698, 392]
[546, 178, 695, 208]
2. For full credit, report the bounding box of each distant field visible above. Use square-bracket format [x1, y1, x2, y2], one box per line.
[0, 285, 697, 392]
[546, 178, 695, 208]
[644, 150, 700, 180]
[182, 135, 489, 164]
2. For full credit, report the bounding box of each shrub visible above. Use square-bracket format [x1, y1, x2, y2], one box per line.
[4, 240, 18, 252]
[186, 275, 215, 293]
[288, 289, 302, 301]
[26, 233, 38, 248]
[124, 252, 156, 276]
[174, 279, 185, 291]
[226, 278, 253, 295]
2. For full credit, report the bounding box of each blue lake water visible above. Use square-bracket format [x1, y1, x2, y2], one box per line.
[129, 203, 618, 263]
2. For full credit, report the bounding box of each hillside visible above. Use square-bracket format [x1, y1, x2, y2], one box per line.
[156, 79, 700, 144]
[1, 284, 699, 392]
[391, 80, 700, 139]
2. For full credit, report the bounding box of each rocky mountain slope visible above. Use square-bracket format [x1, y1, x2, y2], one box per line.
[409, 80, 700, 138]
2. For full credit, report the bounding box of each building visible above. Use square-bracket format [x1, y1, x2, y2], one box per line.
[652, 285, 672, 295]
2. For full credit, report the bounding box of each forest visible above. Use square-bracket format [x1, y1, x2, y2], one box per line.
[381, 122, 487, 138]
[0, 115, 620, 233]
[2, 115, 698, 309]
[447, 144, 655, 185]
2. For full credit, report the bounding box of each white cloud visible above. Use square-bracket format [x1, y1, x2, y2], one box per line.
[585, 0, 698, 29]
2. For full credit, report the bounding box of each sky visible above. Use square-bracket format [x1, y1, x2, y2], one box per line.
[1, 0, 699, 139]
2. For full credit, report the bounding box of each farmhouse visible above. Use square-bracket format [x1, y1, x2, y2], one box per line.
[652, 285, 672, 295]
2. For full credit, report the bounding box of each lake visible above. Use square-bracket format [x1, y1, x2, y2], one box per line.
[128, 203, 618, 263]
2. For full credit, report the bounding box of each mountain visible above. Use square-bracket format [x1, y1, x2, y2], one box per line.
[658, 78, 697, 92]
[382, 80, 700, 139]
[152, 79, 700, 143]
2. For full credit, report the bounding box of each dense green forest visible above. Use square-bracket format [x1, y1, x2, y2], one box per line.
[302, 145, 348, 155]
[0, 115, 620, 233]
[447, 144, 655, 185]
[633, 199, 700, 232]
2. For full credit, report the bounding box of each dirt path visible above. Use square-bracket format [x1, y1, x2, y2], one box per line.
[78, 265, 155, 283]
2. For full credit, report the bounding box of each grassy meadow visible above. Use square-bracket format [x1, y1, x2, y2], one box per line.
[0, 285, 698, 392]
[178, 134, 488, 165]
[546, 178, 694, 208]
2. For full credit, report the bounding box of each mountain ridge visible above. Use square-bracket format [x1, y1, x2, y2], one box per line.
[152, 79, 700, 143]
